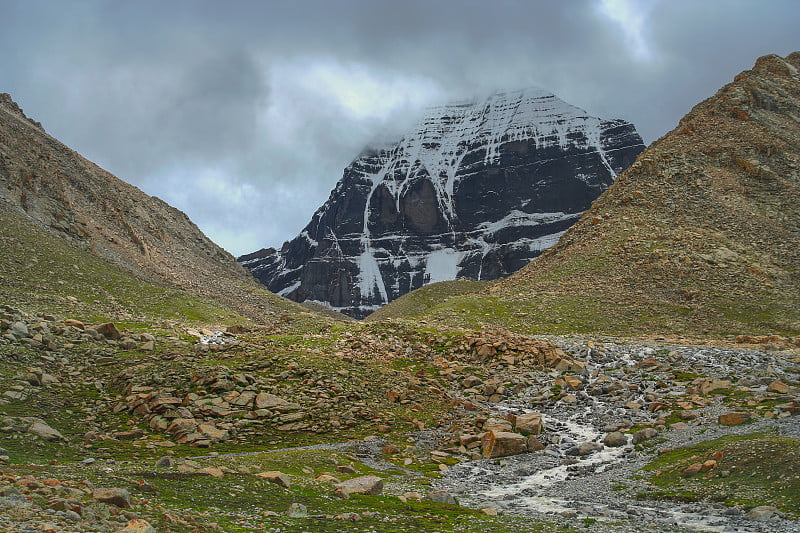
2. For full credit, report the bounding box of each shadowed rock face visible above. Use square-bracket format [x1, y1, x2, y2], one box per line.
[240, 88, 645, 318]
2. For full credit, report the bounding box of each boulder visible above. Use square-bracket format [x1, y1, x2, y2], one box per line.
[747, 506, 778, 521]
[718, 412, 752, 426]
[28, 420, 65, 441]
[425, 491, 458, 505]
[767, 381, 790, 394]
[566, 441, 603, 456]
[514, 412, 543, 435]
[631, 427, 658, 444]
[603, 431, 627, 447]
[482, 418, 513, 432]
[334, 475, 384, 498]
[481, 430, 528, 459]
[257, 471, 291, 488]
[96, 322, 122, 340]
[287, 502, 308, 518]
[93, 487, 131, 508]
[117, 519, 156, 533]
[254, 392, 289, 410]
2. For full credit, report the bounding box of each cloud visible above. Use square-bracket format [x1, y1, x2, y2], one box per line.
[1, 0, 798, 256]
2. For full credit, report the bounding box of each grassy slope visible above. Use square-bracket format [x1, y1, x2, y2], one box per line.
[0, 200, 304, 325]
[389, 53, 800, 337]
[365, 279, 493, 322]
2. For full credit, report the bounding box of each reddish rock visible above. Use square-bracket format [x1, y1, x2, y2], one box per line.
[514, 412, 543, 435]
[767, 381, 790, 394]
[256, 471, 291, 488]
[718, 412, 752, 426]
[481, 430, 528, 459]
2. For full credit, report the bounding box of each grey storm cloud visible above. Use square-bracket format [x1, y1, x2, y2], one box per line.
[1, 0, 798, 255]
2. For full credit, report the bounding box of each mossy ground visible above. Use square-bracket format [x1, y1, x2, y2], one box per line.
[639, 432, 800, 517]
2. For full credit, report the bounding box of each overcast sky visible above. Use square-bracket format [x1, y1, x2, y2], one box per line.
[1, 0, 797, 256]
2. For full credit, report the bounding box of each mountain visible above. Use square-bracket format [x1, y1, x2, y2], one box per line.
[385, 53, 800, 335]
[239, 88, 645, 318]
[0, 93, 306, 322]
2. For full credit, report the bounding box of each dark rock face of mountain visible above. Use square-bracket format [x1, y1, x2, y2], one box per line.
[240, 88, 645, 318]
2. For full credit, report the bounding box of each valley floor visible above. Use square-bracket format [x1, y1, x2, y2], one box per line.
[0, 303, 798, 533]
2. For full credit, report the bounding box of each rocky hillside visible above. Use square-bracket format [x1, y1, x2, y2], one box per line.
[240, 88, 644, 318]
[390, 53, 800, 336]
[0, 93, 305, 322]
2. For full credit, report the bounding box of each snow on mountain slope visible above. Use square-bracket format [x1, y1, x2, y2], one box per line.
[239, 88, 645, 318]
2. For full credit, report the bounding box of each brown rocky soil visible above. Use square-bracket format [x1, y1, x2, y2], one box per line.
[0, 94, 305, 323]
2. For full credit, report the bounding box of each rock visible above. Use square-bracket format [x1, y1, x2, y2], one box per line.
[10, 322, 29, 338]
[632, 427, 658, 444]
[482, 418, 513, 432]
[462, 376, 483, 388]
[425, 491, 458, 505]
[63, 319, 85, 330]
[481, 430, 528, 458]
[254, 392, 289, 410]
[117, 519, 157, 533]
[119, 337, 138, 350]
[700, 459, 717, 472]
[526, 435, 546, 452]
[335, 475, 384, 498]
[603, 431, 627, 447]
[140, 340, 155, 351]
[315, 474, 340, 483]
[683, 463, 703, 477]
[698, 379, 731, 395]
[287, 502, 308, 518]
[113, 429, 144, 440]
[93, 487, 131, 508]
[256, 471, 291, 488]
[197, 422, 230, 443]
[155, 456, 173, 468]
[28, 419, 65, 441]
[718, 412, 752, 426]
[378, 443, 399, 455]
[767, 381, 790, 394]
[747, 506, 778, 521]
[96, 322, 122, 340]
[566, 441, 603, 456]
[196, 466, 224, 478]
[336, 465, 357, 474]
[514, 412, 543, 435]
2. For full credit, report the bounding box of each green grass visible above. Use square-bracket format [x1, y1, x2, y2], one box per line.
[0, 202, 247, 324]
[639, 432, 800, 516]
[365, 279, 493, 322]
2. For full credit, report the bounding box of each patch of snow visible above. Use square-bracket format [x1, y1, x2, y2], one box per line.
[424, 248, 462, 284]
[478, 210, 581, 235]
[277, 280, 301, 297]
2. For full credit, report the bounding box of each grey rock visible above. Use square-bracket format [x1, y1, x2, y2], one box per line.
[425, 491, 458, 505]
[746, 506, 777, 521]
[632, 427, 658, 444]
[10, 322, 29, 338]
[603, 431, 627, 447]
[27, 419, 65, 441]
[287, 502, 308, 518]
[565, 441, 604, 456]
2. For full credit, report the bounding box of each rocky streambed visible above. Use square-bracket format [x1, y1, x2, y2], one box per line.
[434, 339, 800, 533]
